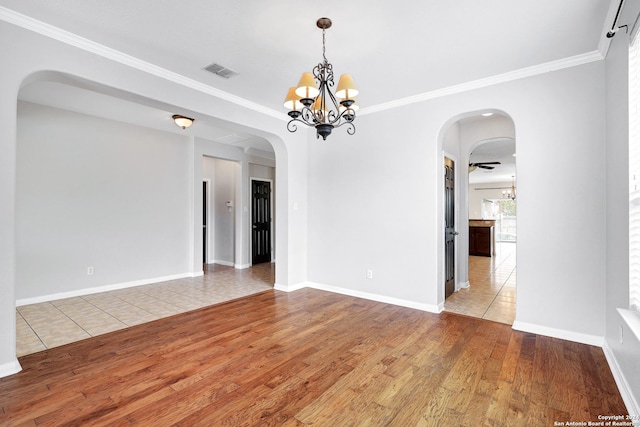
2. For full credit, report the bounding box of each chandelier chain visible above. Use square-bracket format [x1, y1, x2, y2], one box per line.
[322, 28, 327, 63]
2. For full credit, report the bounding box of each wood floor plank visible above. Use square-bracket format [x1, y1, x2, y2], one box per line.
[294, 345, 393, 424]
[583, 345, 629, 417]
[0, 289, 629, 426]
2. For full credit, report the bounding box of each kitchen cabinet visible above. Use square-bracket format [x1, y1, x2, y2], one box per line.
[469, 220, 495, 257]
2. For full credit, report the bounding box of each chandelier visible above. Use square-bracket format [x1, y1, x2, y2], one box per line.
[502, 176, 516, 200]
[284, 17, 359, 140]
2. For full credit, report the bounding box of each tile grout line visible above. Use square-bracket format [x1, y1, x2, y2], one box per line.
[49, 301, 93, 339]
[86, 293, 161, 327]
[16, 308, 48, 351]
[79, 296, 130, 334]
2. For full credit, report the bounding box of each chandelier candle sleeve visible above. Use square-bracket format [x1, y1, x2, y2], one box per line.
[284, 17, 359, 140]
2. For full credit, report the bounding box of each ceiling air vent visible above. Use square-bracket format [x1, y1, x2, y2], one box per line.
[204, 62, 238, 79]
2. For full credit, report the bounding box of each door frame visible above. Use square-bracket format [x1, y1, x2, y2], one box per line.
[249, 177, 274, 264]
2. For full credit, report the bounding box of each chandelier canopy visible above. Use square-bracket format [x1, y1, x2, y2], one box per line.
[284, 18, 359, 140]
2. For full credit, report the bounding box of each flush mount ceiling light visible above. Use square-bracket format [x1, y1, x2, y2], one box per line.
[284, 17, 359, 140]
[172, 115, 194, 129]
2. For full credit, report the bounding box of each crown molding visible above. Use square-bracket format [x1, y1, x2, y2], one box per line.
[0, 6, 286, 121]
[359, 50, 605, 116]
[1, 6, 607, 121]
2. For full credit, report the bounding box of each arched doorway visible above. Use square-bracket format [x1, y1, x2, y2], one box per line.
[13, 73, 285, 357]
[440, 111, 517, 324]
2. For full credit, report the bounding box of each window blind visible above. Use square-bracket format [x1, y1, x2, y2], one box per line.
[629, 36, 640, 312]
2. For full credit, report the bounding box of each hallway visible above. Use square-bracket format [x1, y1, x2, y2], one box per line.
[444, 242, 516, 324]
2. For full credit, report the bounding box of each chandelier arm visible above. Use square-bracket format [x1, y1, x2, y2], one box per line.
[329, 106, 357, 127]
[288, 105, 327, 130]
[300, 106, 320, 125]
[331, 119, 356, 134]
[286, 120, 299, 133]
[346, 122, 356, 135]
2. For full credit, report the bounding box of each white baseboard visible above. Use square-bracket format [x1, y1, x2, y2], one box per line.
[207, 260, 250, 269]
[16, 272, 196, 306]
[457, 281, 470, 291]
[211, 259, 234, 267]
[305, 281, 443, 313]
[273, 281, 442, 313]
[512, 320, 604, 347]
[274, 282, 307, 292]
[0, 359, 22, 379]
[603, 341, 640, 417]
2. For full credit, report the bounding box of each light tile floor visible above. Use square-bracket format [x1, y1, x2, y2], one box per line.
[16, 263, 275, 357]
[444, 242, 517, 324]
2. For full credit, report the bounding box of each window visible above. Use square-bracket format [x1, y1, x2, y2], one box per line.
[481, 198, 517, 242]
[629, 36, 640, 312]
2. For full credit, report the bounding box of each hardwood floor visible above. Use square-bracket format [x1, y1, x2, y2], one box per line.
[0, 289, 627, 426]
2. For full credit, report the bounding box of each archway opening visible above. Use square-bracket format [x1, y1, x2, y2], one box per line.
[440, 111, 517, 324]
[14, 72, 285, 357]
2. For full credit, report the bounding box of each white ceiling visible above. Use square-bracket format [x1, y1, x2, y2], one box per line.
[468, 137, 516, 184]
[1, 0, 615, 158]
[0, 0, 613, 110]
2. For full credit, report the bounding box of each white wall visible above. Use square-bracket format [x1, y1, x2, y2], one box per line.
[442, 122, 460, 155]
[250, 163, 275, 181]
[202, 156, 245, 266]
[212, 158, 237, 265]
[308, 60, 607, 342]
[307, 105, 442, 310]
[16, 101, 192, 301]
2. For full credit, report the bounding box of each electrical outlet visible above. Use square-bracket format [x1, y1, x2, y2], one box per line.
[366, 269, 373, 279]
[87, 267, 94, 275]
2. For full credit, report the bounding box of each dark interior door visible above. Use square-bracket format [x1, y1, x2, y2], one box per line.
[203, 181, 207, 270]
[445, 157, 455, 298]
[252, 180, 271, 264]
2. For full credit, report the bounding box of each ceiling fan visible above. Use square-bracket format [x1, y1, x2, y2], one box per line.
[469, 161, 500, 172]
